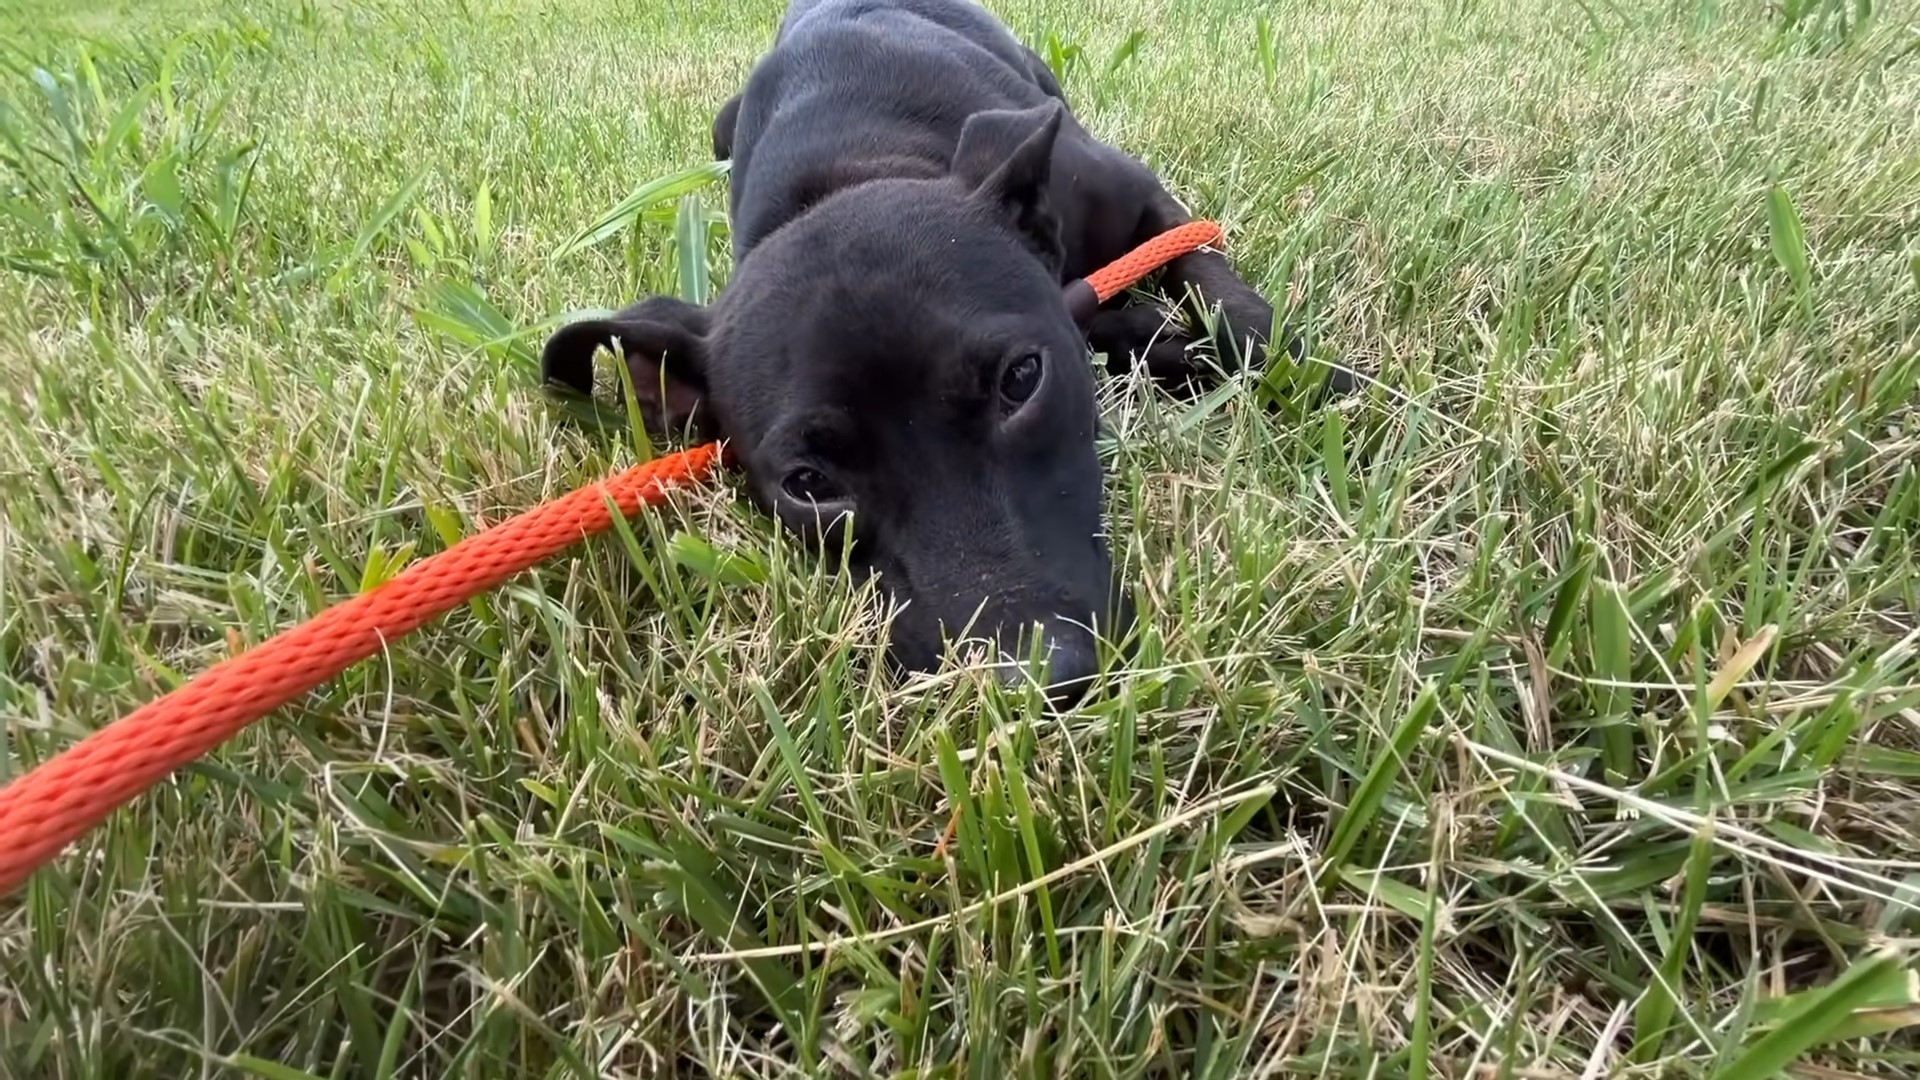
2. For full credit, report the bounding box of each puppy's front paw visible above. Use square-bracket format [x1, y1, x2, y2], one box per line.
[1087, 296, 1350, 400]
[1209, 297, 1357, 398]
[1086, 305, 1209, 390]
[1206, 295, 1281, 369]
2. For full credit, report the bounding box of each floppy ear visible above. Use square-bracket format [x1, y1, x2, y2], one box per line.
[950, 102, 1065, 272]
[540, 296, 713, 437]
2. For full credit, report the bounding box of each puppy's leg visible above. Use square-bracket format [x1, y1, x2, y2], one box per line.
[1139, 188, 1298, 370]
[712, 93, 742, 160]
[1106, 181, 1349, 395]
[1086, 304, 1202, 385]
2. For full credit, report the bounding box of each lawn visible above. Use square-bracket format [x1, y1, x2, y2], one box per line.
[3, 0, 1919, 1074]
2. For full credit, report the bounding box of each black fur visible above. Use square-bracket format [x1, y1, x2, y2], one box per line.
[542, 0, 1319, 703]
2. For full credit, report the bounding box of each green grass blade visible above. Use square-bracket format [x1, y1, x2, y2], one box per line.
[550, 160, 729, 260]
[755, 681, 830, 839]
[1321, 407, 1350, 518]
[374, 962, 420, 1079]
[1408, 829, 1444, 1078]
[473, 177, 493, 255]
[1766, 183, 1812, 311]
[330, 167, 428, 289]
[227, 1057, 328, 1080]
[1630, 821, 1716, 1062]
[1000, 754, 1062, 974]
[1543, 537, 1594, 662]
[1589, 579, 1637, 783]
[674, 192, 711, 305]
[934, 730, 986, 884]
[1104, 29, 1147, 76]
[1320, 681, 1440, 885]
[1711, 950, 1911, 1080]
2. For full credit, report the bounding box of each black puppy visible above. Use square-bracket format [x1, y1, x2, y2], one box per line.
[542, 0, 1305, 704]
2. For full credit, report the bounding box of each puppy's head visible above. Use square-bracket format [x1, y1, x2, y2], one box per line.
[544, 102, 1129, 705]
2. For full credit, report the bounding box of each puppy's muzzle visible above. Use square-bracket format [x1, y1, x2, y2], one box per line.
[992, 617, 1103, 708]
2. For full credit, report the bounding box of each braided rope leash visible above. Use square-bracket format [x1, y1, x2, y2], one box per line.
[0, 221, 1225, 897]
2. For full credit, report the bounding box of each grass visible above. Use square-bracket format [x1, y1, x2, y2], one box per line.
[3, 0, 1919, 1074]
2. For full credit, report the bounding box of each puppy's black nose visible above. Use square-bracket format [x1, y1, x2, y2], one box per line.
[995, 621, 1102, 708]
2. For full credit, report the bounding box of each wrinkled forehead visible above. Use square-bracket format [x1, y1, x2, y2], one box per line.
[806, 289, 1019, 380]
[741, 300, 1049, 462]
[714, 194, 1078, 440]
[812, 235, 1060, 323]
[772, 306, 1008, 444]
[754, 184, 1063, 304]
[753, 236, 1067, 375]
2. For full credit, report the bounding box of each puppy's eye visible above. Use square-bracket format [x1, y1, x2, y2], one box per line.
[781, 467, 844, 504]
[1000, 351, 1044, 404]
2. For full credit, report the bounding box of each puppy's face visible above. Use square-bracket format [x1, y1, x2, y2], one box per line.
[544, 104, 1129, 703]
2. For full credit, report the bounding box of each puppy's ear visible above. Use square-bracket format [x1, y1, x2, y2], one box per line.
[541, 296, 714, 437]
[951, 102, 1065, 271]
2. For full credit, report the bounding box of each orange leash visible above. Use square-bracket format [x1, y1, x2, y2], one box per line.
[0, 221, 1225, 897]
[1087, 220, 1223, 303]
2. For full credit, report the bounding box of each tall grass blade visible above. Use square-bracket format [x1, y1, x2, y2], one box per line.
[330, 168, 429, 289]
[1710, 950, 1911, 1080]
[1766, 184, 1811, 312]
[550, 160, 728, 260]
[1320, 681, 1440, 885]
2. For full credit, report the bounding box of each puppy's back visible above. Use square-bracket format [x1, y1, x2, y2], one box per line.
[727, 0, 1062, 254]
[774, 0, 1045, 90]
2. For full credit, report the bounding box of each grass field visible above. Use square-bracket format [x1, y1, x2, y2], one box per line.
[4, 0, 1920, 1074]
